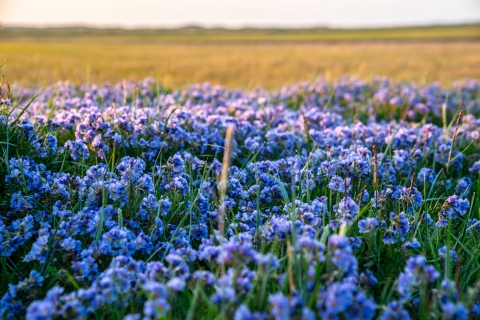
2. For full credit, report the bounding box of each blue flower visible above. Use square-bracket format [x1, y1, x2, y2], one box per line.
[380, 301, 410, 320]
[439, 195, 470, 223]
[155, 197, 171, 217]
[45, 134, 57, 155]
[317, 281, 375, 320]
[455, 177, 472, 196]
[191, 224, 208, 241]
[397, 255, 439, 299]
[165, 176, 190, 196]
[418, 168, 435, 184]
[469, 160, 480, 174]
[167, 277, 186, 292]
[328, 175, 351, 193]
[268, 293, 290, 320]
[143, 299, 170, 318]
[333, 197, 358, 224]
[61, 237, 81, 252]
[358, 217, 379, 233]
[26, 300, 56, 320]
[402, 238, 421, 250]
[65, 139, 90, 160]
[107, 180, 128, 206]
[438, 246, 458, 262]
[24, 235, 49, 264]
[211, 286, 235, 305]
[329, 235, 358, 276]
[116, 156, 146, 183]
[441, 302, 468, 320]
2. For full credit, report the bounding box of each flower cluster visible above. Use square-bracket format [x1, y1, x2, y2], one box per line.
[1, 76, 480, 319]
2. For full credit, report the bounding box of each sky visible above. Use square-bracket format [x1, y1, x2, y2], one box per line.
[1, 0, 480, 29]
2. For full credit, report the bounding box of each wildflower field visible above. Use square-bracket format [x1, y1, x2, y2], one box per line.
[1, 73, 480, 320]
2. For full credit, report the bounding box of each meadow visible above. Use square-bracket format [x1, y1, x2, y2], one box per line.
[1, 71, 480, 320]
[1, 25, 480, 88]
[1, 25, 480, 320]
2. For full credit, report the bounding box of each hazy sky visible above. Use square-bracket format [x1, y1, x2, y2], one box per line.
[1, 0, 480, 29]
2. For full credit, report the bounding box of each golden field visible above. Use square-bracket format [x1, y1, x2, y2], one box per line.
[1, 26, 480, 88]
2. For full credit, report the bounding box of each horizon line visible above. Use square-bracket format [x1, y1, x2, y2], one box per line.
[2, 20, 480, 31]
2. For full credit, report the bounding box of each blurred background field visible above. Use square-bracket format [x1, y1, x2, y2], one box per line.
[1, 25, 480, 89]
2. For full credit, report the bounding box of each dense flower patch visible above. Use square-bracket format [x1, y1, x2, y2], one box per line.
[1, 76, 480, 319]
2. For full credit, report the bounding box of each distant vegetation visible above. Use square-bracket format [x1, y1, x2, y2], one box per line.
[1, 24, 480, 43]
[0, 24, 479, 88]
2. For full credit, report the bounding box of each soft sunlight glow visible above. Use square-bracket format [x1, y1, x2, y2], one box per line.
[1, 0, 480, 29]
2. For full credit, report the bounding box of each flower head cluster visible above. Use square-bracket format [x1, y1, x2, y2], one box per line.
[1, 76, 480, 319]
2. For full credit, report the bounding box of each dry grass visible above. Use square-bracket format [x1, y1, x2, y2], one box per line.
[2, 41, 480, 89]
[2, 25, 480, 43]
